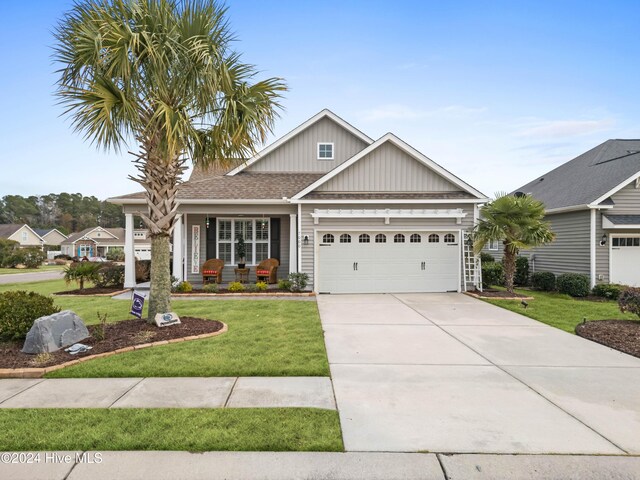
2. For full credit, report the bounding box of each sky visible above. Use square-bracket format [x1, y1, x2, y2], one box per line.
[0, 0, 638, 200]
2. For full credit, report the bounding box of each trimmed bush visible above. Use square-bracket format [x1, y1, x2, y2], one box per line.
[0, 291, 60, 340]
[480, 252, 495, 264]
[618, 287, 640, 318]
[592, 283, 625, 300]
[228, 282, 245, 292]
[0, 239, 20, 267]
[481, 262, 504, 289]
[202, 283, 219, 293]
[288, 273, 309, 292]
[174, 281, 193, 293]
[5, 247, 47, 269]
[514, 256, 530, 286]
[277, 279, 292, 291]
[531, 271, 556, 291]
[94, 263, 125, 288]
[255, 281, 268, 291]
[556, 273, 590, 297]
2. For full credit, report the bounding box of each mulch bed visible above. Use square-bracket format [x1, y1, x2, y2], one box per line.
[467, 289, 532, 299]
[184, 288, 298, 294]
[0, 317, 223, 369]
[576, 320, 640, 359]
[54, 287, 127, 296]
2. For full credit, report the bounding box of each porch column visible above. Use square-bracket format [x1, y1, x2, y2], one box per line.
[172, 214, 184, 282]
[289, 213, 298, 273]
[124, 213, 136, 288]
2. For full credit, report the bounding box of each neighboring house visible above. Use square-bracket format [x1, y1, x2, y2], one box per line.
[485, 139, 640, 287]
[33, 228, 68, 246]
[0, 224, 44, 248]
[60, 226, 151, 260]
[110, 109, 487, 292]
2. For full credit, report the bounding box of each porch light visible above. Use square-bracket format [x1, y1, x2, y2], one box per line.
[205, 215, 210, 229]
[600, 234, 607, 246]
[303, 235, 309, 246]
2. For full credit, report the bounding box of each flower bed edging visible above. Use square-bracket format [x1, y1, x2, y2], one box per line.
[0, 322, 228, 379]
[464, 291, 534, 301]
[52, 288, 131, 297]
[172, 292, 315, 297]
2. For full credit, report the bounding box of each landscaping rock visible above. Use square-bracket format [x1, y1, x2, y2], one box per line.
[21, 310, 89, 354]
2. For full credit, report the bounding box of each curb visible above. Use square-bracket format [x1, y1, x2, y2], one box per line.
[0, 323, 228, 379]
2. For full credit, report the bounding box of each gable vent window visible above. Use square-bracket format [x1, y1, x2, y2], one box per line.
[317, 143, 334, 160]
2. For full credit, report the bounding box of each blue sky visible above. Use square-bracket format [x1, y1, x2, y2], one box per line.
[0, 0, 638, 199]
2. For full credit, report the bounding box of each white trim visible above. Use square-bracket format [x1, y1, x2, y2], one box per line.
[123, 214, 136, 288]
[183, 213, 188, 280]
[608, 232, 612, 284]
[8, 224, 45, 245]
[108, 198, 290, 206]
[592, 170, 640, 206]
[310, 208, 467, 225]
[458, 228, 463, 293]
[41, 229, 68, 241]
[609, 233, 640, 285]
[602, 216, 640, 229]
[172, 214, 184, 282]
[590, 208, 596, 288]
[289, 213, 297, 274]
[292, 133, 486, 200]
[297, 203, 302, 272]
[317, 142, 334, 160]
[291, 198, 487, 204]
[215, 218, 270, 267]
[544, 203, 614, 214]
[226, 109, 374, 176]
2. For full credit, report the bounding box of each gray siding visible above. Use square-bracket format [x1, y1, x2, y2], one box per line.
[317, 142, 459, 192]
[610, 181, 640, 211]
[300, 203, 476, 291]
[247, 117, 368, 173]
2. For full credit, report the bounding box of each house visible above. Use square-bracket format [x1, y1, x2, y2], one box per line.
[0, 224, 44, 248]
[33, 228, 68, 247]
[109, 109, 488, 292]
[60, 226, 151, 260]
[486, 139, 640, 287]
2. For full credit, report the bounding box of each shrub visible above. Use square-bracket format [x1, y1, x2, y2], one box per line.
[619, 287, 640, 318]
[481, 262, 504, 289]
[531, 271, 556, 291]
[94, 263, 125, 288]
[0, 239, 19, 267]
[174, 281, 193, 293]
[245, 283, 259, 292]
[106, 247, 125, 262]
[0, 290, 60, 340]
[480, 252, 495, 264]
[288, 272, 309, 292]
[54, 253, 73, 261]
[135, 260, 151, 282]
[556, 273, 590, 297]
[514, 256, 530, 286]
[202, 283, 219, 293]
[278, 279, 292, 291]
[5, 247, 47, 269]
[228, 281, 245, 292]
[592, 283, 624, 300]
[54, 258, 69, 265]
[64, 262, 102, 290]
[255, 281, 268, 291]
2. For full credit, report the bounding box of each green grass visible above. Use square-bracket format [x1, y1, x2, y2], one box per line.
[0, 265, 64, 275]
[482, 288, 637, 333]
[0, 408, 343, 452]
[0, 279, 329, 378]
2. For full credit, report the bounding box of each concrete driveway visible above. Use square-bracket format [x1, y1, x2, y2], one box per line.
[318, 293, 640, 454]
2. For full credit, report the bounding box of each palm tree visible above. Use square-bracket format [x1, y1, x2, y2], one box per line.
[473, 193, 555, 294]
[54, 0, 286, 321]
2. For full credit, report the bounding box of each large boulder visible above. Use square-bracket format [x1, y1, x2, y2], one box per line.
[22, 310, 89, 354]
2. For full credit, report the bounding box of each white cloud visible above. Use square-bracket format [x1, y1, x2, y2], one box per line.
[514, 119, 614, 138]
[359, 103, 486, 122]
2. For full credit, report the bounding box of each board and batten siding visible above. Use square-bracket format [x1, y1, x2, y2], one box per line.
[246, 117, 369, 173]
[185, 213, 290, 285]
[300, 203, 476, 290]
[316, 142, 459, 192]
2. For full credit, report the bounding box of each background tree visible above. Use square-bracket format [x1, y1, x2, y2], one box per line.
[54, 0, 285, 321]
[473, 193, 555, 293]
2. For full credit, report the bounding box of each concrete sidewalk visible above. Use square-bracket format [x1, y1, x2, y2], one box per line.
[2, 451, 639, 480]
[0, 377, 335, 409]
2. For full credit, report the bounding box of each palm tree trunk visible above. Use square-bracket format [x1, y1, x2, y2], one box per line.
[503, 247, 517, 294]
[148, 234, 171, 321]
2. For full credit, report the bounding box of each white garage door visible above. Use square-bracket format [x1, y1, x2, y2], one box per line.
[611, 236, 640, 286]
[317, 231, 460, 294]
[135, 248, 152, 260]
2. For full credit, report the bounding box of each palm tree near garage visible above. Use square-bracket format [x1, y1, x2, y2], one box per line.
[473, 193, 555, 294]
[54, 0, 286, 321]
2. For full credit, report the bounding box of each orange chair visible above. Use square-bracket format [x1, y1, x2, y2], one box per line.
[255, 258, 279, 284]
[202, 259, 224, 285]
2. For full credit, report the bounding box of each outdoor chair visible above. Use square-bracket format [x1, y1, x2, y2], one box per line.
[255, 258, 279, 284]
[202, 258, 224, 285]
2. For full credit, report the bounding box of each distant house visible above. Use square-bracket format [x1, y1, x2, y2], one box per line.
[0, 224, 44, 248]
[485, 139, 640, 287]
[60, 226, 151, 260]
[33, 228, 68, 247]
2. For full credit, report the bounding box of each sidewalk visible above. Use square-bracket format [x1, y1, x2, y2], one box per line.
[0, 377, 335, 409]
[2, 451, 639, 480]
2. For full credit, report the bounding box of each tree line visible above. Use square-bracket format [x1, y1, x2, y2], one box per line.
[0, 193, 124, 234]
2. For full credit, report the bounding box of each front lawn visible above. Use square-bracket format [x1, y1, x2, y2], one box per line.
[0, 265, 64, 275]
[0, 408, 343, 452]
[0, 280, 329, 378]
[482, 288, 637, 333]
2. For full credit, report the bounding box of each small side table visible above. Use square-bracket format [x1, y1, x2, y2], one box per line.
[234, 267, 250, 283]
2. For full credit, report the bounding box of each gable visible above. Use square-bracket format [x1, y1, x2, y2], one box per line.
[86, 227, 118, 240]
[42, 230, 67, 244]
[8, 225, 42, 246]
[246, 117, 370, 174]
[315, 142, 462, 193]
[610, 179, 640, 213]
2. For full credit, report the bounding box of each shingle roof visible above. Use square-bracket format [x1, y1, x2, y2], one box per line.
[603, 214, 640, 225]
[187, 160, 244, 181]
[514, 139, 640, 210]
[33, 228, 53, 237]
[302, 192, 476, 200]
[0, 224, 23, 239]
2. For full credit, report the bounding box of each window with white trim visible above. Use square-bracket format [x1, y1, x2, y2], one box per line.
[317, 142, 334, 160]
[488, 240, 499, 251]
[217, 218, 270, 266]
[21, 231, 28, 242]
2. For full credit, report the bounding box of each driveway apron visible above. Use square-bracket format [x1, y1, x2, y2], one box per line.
[318, 293, 640, 454]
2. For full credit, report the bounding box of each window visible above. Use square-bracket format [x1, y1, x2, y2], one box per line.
[21, 231, 28, 242]
[322, 233, 334, 243]
[359, 234, 370, 243]
[613, 237, 640, 247]
[217, 218, 270, 265]
[428, 234, 440, 243]
[488, 240, 499, 251]
[394, 234, 405, 243]
[410, 234, 421, 243]
[375, 233, 386, 243]
[317, 142, 334, 160]
[339, 234, 351, 243]
[444, 233, 456, 243]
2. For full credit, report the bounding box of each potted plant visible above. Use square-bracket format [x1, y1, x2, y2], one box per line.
[236, 234, 247, 269]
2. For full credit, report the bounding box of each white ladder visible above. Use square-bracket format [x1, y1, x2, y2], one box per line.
[462, 231, 482, 292]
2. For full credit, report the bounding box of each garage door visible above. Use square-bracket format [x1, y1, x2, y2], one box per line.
[317, 231, 460, 293]
[611, 236, 640, 286]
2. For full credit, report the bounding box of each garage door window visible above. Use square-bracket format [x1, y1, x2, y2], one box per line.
[340, 234, 351, 243]
[410, 234, 421, 243]
[322, 233, 334, 243]
[613, 237, 640, 247]
[394, 234, 405, 243]
[428, 234, 439, 243]
[444, 233, 456, 243]
[375, 234, 386, 243]
[359, 234, 370, 243]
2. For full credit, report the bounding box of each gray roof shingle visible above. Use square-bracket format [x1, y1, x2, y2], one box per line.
[0, 224, 24, 239]
[514, 140, 640, 210]
[603, 214, 640, 225]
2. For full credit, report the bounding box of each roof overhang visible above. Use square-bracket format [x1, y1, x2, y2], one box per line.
[545, 204, 615, 214]
[310, 208, 467, 225]
[108, 198, 290, 206]
[603, 215, 640, 230]
[292, 198, 487, 204]
[591, 171, 640, 206]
